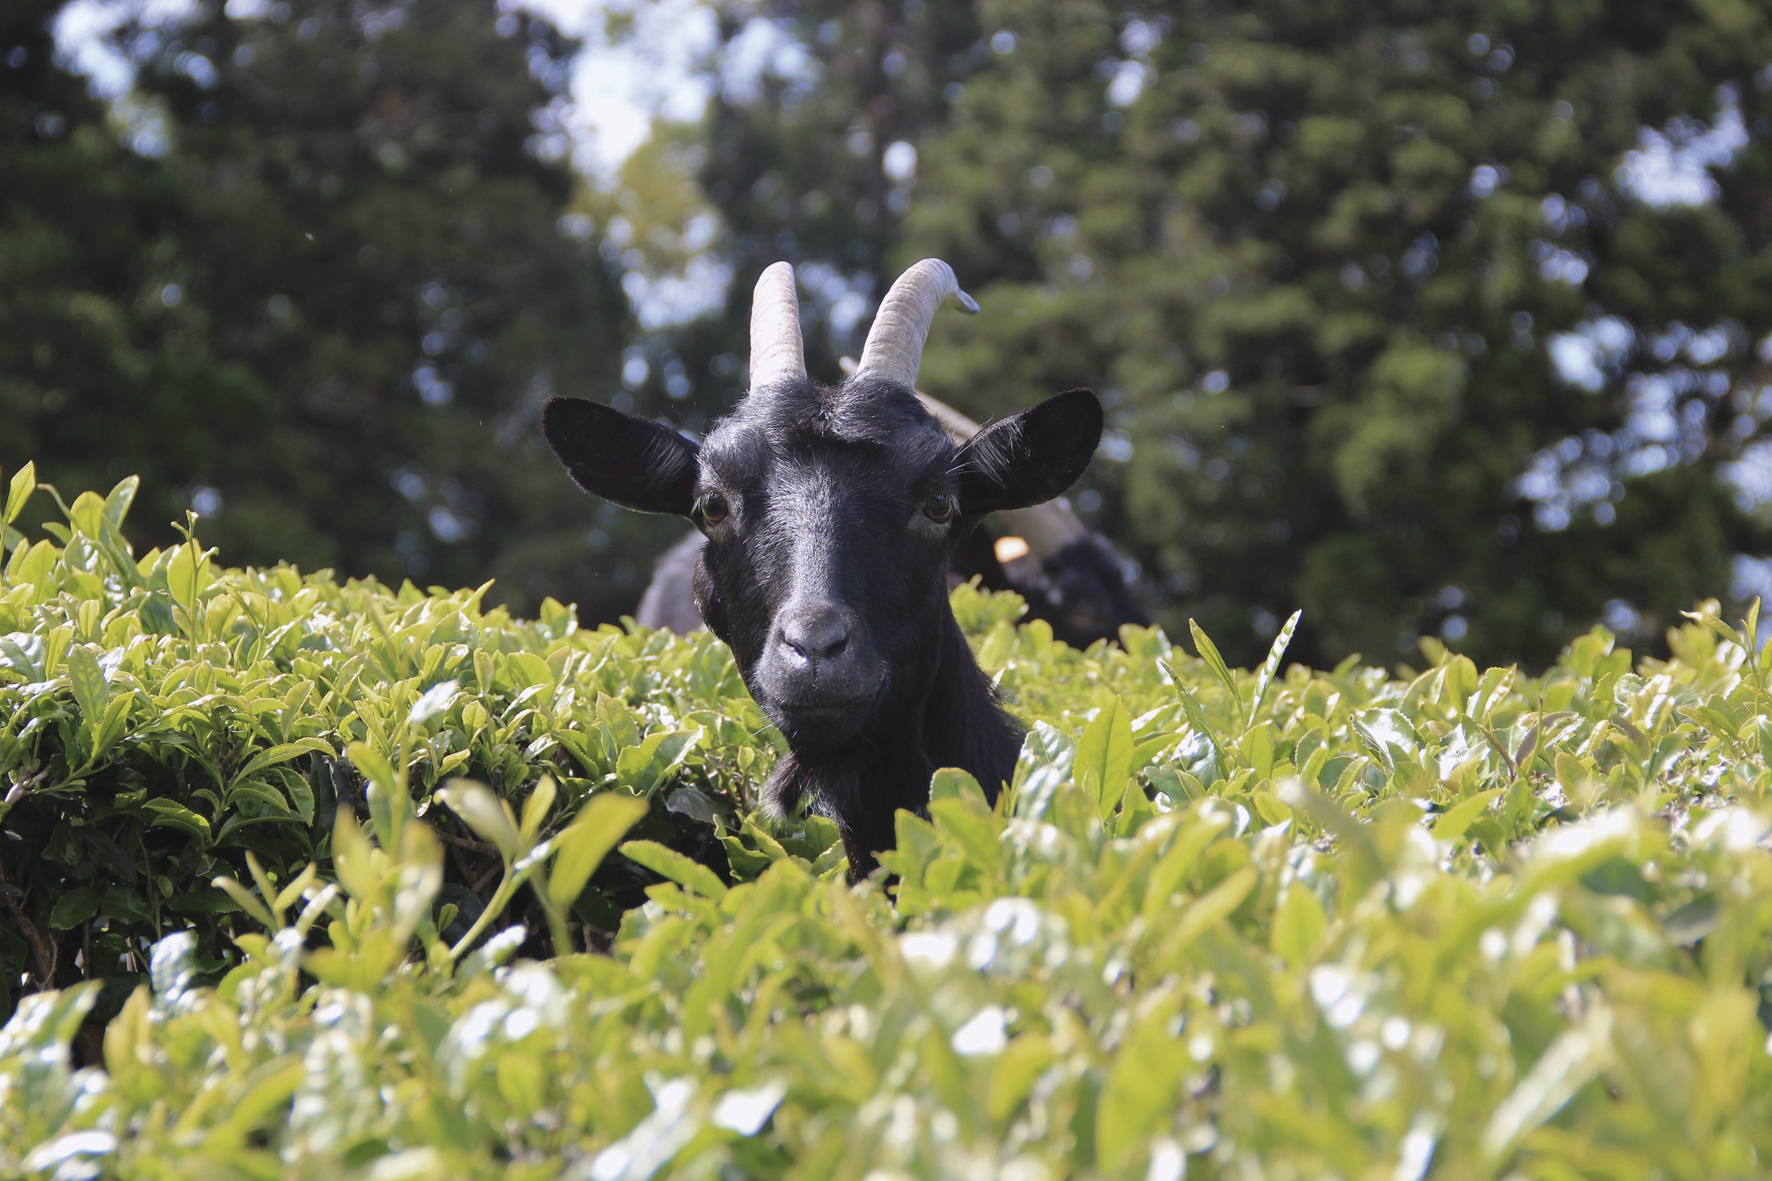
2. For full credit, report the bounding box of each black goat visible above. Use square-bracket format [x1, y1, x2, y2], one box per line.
[635, 392, 1149, 649]
[542, 260, 1102, 876]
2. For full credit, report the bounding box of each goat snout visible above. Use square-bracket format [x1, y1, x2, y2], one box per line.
[778, 604, 849, 663]
[759, 601, 881, 747]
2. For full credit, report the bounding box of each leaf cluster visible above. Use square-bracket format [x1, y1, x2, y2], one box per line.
[0, 463, 815, 1027]
[6, 467, 1772, 1176]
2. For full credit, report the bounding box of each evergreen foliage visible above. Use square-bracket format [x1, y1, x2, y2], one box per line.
[6, 466, 1772, 1176]
[679, 0, 1772, 669]
[1, 0, 657, 623]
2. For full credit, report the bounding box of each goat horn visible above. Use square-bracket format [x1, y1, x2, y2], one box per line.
[749, 261, 806, 390]
[854, 258, 978, 390]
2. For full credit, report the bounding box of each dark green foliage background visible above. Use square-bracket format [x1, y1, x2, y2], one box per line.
[664, 0, 1772, 669]
[10, 0, 1772, 672]
[0, 0, 677, 625]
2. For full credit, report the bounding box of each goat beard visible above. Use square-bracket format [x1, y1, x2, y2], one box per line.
[761, 738, 936, 882]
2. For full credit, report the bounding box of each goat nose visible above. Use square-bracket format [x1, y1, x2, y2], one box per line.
[779, 605, 849, 662]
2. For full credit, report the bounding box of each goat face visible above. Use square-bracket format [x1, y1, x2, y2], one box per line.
[690, 376, 955, 750]
[541, 377, 1100, 747]
[541, 260, 1101, 846]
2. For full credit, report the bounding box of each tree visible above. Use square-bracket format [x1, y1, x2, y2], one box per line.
[685, 0, 1772, 668]
[1, 0, 212, 546]
[4, 0, 658, 622]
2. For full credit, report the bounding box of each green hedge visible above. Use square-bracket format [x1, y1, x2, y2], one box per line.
[4, 464, 1772, 1178]
[0, 464, 822, 1026]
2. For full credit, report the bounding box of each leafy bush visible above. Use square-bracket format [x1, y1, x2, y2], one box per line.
[0, 463, 813, 1027]
[5, 465, 1772, 1178]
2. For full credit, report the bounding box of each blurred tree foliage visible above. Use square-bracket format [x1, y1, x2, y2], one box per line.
[2, 0, 665, 622]
[673, 0, 1772, 668]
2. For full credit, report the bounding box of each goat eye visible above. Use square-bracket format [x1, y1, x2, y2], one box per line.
[921, 494, 956, 524]
[698, 492, 729, 525]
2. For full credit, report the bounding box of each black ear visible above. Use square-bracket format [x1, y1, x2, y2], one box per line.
[956, 389, 1102, 515]
[542, 396, 699, 517]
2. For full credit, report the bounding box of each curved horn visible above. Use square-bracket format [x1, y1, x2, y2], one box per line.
[854, 258, 979, 390]
[749, 262, 806, 390]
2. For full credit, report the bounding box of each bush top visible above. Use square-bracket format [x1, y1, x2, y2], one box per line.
[4, 463, 1772, 1178]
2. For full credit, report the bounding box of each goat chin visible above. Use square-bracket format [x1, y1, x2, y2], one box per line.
[760, 609, 1024, 883]
[757, 698, 877, 753]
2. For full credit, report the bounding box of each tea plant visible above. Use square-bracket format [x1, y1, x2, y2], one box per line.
[4, 464, 1772, 1178]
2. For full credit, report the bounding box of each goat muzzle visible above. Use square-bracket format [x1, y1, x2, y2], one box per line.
[755, 599, 882, 749]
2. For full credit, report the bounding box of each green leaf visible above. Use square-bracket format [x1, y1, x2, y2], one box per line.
[1244, 723, 1275, 781]
[164, 891, 242, 915]
[98, 884, 154, 926]
[987, 1034, 1056, 1121]
[49, 886, 100, 930]
[165, 541, 208, 612]
[213, 875, 276, 929]
[438, 778, 521, 861]
[1681, 608, 1744, 650]
[9, 537, 56, 586]
[65, 644, 109, 731]
[1075, 696, 1134, 817]
[67, 490, 106, 539]
[1432, 788, 1505, 841]
[3, 461, 34, 526]
[91, 693, 134, 759]
[102, 475, 139, 529]
[1270, 885, 1329, 964]
[1097, 991, 1187, 1167]
[1171, 680, 1224, 770]
[620, 838, 729, 900]
[520, 774, 557, 844]
[0, 633, 45, 682]
[234, 738, 332, 783]
[348, 741, 398, 796]
[614, 728, 698, 796]
[141, 799, 211, 842]
[233, 737, 333, 780]
[929, 796, 1001, 878]
[1189, 619, 1241, 711]
[230, 784, 293, 815]
[507, 651, 554, 689]
[1348, 716, 1396, 776]
[1160, 864, 1259, 960]
[928, 767, 991, 810]
[1251, 609, 1302, 716]
[548, 792, 651, 908]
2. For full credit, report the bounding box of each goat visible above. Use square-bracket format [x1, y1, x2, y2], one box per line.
[634, 394, 1148, 648]
[542, 260, 1102, 877]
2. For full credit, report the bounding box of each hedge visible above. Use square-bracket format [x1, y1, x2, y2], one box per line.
[3, 464, 1772, 1178]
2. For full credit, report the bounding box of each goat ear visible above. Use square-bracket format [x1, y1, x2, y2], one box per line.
[955, 389, 1102, 515]
[542, 396, 699, 517]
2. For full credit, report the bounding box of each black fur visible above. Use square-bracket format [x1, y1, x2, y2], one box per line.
[543, 376, 1102, 879]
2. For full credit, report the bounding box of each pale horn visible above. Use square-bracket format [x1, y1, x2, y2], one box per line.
[853, 258, 979, 390]
[749, 261, 806, 390]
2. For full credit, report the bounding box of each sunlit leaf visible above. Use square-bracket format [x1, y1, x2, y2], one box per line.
[548, 793, 650, 908]
[620, 839, 729, 900]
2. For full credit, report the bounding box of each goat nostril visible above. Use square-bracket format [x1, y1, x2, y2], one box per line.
[780, 609, 849, 662]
